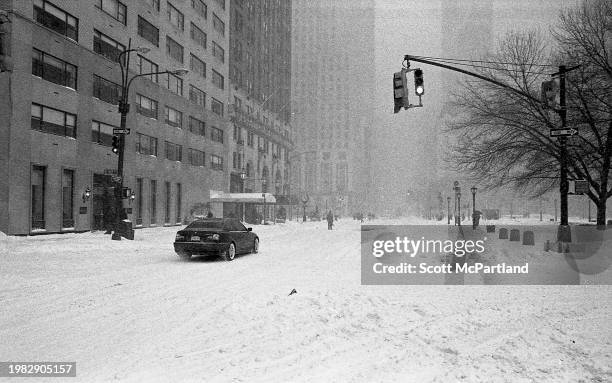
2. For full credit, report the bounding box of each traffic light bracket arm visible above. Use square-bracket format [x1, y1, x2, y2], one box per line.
[404, 55, 542, 105]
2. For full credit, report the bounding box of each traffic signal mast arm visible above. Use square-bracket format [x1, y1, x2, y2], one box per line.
[404, 55, 543, 105]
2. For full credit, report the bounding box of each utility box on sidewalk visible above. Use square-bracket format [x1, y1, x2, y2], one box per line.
[117, 219, 134, 240]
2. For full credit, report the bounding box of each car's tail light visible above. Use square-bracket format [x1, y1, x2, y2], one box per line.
[211, 234, 220, 241]
[175, 233, 185, 241]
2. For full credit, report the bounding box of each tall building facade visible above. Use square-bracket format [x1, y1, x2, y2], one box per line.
[292, 0, 375, 216]
[227, 0, 293, 221]
[0, 0, 230, 235]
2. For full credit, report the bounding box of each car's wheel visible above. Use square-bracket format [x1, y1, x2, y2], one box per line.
[223, 243, 236, 261]
[177, 251, 192, 260]
[252, 238, 259, 254]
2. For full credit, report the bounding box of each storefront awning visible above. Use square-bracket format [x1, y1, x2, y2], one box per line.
[210, 191, 276, 204]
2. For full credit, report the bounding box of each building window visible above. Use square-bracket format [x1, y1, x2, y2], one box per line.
[191, 0, 207, 18]
[188, 148, 205, 166]
[91, 120, 116, 146]
[31, 165, 46, 230]
[190, 23, 207, 49]
[31, 103, 76, 138]
[136, 178, 143, 225]
[165, 106, 182, 128]
[137, 16, 159, 46]
[62, 169, 74, 228]
[96, 0, 126, 25]
[164, 181, 171, 224]
[188, 116, 206, 137]
[135, 132, 158, 156]
[213, 0, 225, 10]
[247, 131, 254, 147]
[336, 163, 348, 192]
[233, 126, 243, 142]
[31, 48, 77, 89]
[189, 85, 205, 107]
[210, 126, 223, 143]
[211, 97, 223, 116]
[210, 154, 223, 171]
[165, 72, 183, 95]
[166, 36, 184, 63]
[33, 0, 78, 41]
[136, 94, 158, 119]
[165, 141, 183, 161]
[145, 0, 160, 11]
[233, 11, 243, 34]
[211, 69, 224, 89]
[212, 41, 224, 63]
[176, 183, 182, 223]
[150, 180, 157, 224]
[93, 75, 121, 105]
[137, 55, 159, 83]
[212, 13, 225, 36]
[189, 54, 206, 78]
[93, 30, 125, 62]
[167, 2, 184, 31]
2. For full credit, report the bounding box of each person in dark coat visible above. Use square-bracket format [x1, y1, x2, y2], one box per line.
[326, 210, 334, 230]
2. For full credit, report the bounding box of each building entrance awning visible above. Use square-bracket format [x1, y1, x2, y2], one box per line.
[210, 191, 276, 204]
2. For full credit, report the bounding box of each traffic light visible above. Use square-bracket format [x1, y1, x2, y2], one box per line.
[414, 69, 424, 96]
[393, 70, 409, 113]
[112, 135, 120, 154]
[541, 79, 558, 109]
[122, 187, 132, 199]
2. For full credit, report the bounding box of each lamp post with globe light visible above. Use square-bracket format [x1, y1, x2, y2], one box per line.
[471, 186, 478, 229]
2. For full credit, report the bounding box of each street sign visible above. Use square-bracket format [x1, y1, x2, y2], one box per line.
[574, 180, 589, 195]
[549, 128, 578, 137]
[113, 128, 130, 135]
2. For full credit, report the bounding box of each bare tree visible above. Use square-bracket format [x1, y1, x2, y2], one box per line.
[553, 0, 612, 225]
[445, 0, 612, 226]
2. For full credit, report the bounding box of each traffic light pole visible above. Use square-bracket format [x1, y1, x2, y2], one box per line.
[403, 55, 579, 242]
[111, 40, 185, 240]
[112, 41, 133, 241]
[557, 65, 571, 241]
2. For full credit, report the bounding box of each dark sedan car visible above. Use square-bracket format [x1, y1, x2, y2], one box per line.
[174, 218, 259, 261]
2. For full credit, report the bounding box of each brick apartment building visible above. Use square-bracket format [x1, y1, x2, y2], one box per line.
[0, 0, 231, 235]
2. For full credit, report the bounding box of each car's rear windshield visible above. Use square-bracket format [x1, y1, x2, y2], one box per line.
[187, 220, 225, 229]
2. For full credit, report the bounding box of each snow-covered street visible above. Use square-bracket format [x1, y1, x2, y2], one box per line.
[1, 219, 611, 382]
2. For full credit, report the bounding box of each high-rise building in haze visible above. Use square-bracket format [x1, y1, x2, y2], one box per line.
[292, 0, 375, 216]
[227, 0, 293, 222]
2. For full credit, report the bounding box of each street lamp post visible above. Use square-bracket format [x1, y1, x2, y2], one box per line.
[274, 178, 281, 224]
[453, 181, 460, 226]
[111, 38, 187, 240]
[301, 194, 309, 222]
[447, 196, 451, 225]
[262, 179, 267, 224]
[240, 171, 247, 222]
[457, 191, 462, 226]
[471, 186, 477, 229]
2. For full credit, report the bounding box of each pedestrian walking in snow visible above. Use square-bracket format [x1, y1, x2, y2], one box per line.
[326, 210, 334, 230]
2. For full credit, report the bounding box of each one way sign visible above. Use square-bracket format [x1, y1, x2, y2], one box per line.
[550, 128, 578, 137]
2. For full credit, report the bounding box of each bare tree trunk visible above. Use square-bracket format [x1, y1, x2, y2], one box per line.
[596, 119, 612, 226]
